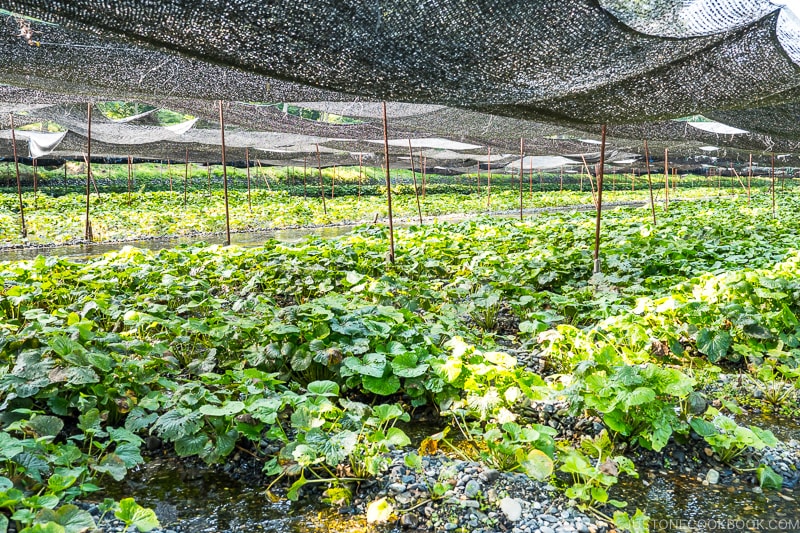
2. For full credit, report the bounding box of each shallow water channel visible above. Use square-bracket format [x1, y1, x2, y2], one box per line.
[0, 225, 355, 262]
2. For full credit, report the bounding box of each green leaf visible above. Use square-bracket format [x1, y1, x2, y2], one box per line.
[385, 427, 411, 448]
[696, 329, 732, 363]
[623, 387, 656, 408]
[27, 416, 64, 438]
[115, 498, 160, 532]
[690, 418, 716, 438]
[174, 434, 210, 456]
[92, 454, 127, 481]
[518, 449, 554, 481]
[0, 433, 24, 460]
[306, 380, 340, 397]
[198, 401, 245, 417]
[20, 523, 65, 533]
[390, 353, 429, 378]
[362, 374, 400, 395]
[757, 464, 783, 490]
[35, 504, 95, 533]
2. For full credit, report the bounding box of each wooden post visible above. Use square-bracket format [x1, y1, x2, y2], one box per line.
[303, 156, 308, 199]
[519, 138, 524, 220]
[32, 158, 38, 209]
[315, 144, 327, 214]
[644, 140, 656, 225]
[84, 104, 92, 241]
[422, 155, 427, 198]
[664, 148, 669, 211]
[486, 147, 492, 209]
[218, 100, 231, 246]
[748, 153, 752, 204]
[183, 148, 189, 207]
[593, 125, 607, 274]
[9, 114, 26, 238]
[772, 152, 776, 219]
[358, 153, 363, 201]
[127, 155, 133, 205]
[408, 139, 423, 224]
[382, 102, 395, 263]
[245, 147, 251, 211]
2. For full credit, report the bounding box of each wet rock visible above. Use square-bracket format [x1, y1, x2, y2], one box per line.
[706, 469, 720, 485]
[400, 513, 419, 529]
[465, 479, 482, 499]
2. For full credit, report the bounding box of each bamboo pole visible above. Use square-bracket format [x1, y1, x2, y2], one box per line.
[748, 153, 752, 204]
[245, 147, 251, 211]
[303, 156, 308, 199]
[168, 159, 172, 193]
[331, 165, 336, 199]
[32, 158, 37, 209]
[664, 148, 669, 211]
[519, 138, 524, 221]
[9, 114, 26, 238]
[559, 166, 563, 192]
[593, 125, 607, 274]
[486, 147, 492, 209]
[183, 148, 188, 207]
[127, 155, 133, 205]
[84, 104, 92, 241]
[772, 152, 776, 219]
[207, 163, 211, 198]
[218, 100, 231, 246]
[315, 144, 327, 215]
[644, 140, 656, 225]
[422, 155, 427, 198]
[408, 139, 423, 225]
[63, 161, 67, 193]
[358, 154, 363, 201]
[382, 102, 395, 263]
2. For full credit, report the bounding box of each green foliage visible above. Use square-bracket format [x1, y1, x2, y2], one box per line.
[689, 409, 778, 463]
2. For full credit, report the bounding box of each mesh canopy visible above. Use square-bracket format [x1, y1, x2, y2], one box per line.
[2, 1, 800, 169]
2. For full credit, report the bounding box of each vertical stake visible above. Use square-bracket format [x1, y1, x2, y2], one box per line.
[664, 148, 669, 211]
[559, 166, 563, 192]
[593, 125, 607, 274]
[63, 161, 67, 194]
[168, 159, 172, 193]
[772, 152, 776, 219]
[32, 158, 38, 209]
[519, 138, 524, 221]
[486, 148, 492, 209]
[9, 114, 26, 238]
[529, 157, 533, 198]
[382, 102, 395, 263]
[84, 103, 92, 241]
[218, 100, 231, 246]
[303, 156, 308, 199]
[358, 154, 363, 201]
[183, 148, 188, 207]
[408, 139, 423, 224]
[331, 165, 336, 199]
[315, 144, 327, 214]
[748, 153, 752, 205]
[127, 155, 133, 205]
[207, 163, 211, 198]
[245, 147, 251, 212]
[422, 155, 427, 198]
[644, 140, 656, 225]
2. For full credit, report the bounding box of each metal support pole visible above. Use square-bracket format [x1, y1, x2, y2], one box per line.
[218, 100, 231, 246]
[382, 102, 395, 263]
[9, 114, 26, 238]
[85, 103, 92, 241]
[593, 125, 607, 274]
[644, 140, 656, 225]
[315, 144, 327, 214]
[408, 139, 423, 224]
[519, 138, 524, 221]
